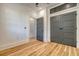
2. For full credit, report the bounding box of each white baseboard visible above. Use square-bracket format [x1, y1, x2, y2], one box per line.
[0, 39, 29, 51]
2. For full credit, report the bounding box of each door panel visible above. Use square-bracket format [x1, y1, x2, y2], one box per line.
[37, 17, 43, 41]
[62, 12, 76, 47]
[50, 16, 64, 43]
[50, 11, 76, 47]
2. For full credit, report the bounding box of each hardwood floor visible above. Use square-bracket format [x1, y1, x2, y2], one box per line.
[0, 39, 79, 56]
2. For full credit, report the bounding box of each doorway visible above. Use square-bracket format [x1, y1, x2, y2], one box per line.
[37, 17, 44, 41]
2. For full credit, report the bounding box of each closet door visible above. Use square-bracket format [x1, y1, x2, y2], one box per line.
[62, 12, 76, 47]
[37, 17, 43, 41]
[50, 16, 64, 44]
[50, 12, 76, 47]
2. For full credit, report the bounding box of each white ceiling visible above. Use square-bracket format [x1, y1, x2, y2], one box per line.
[0, 3, 57, 14]
[2, 3, 57, 17]
[19, 3, 58, 17]
[20, 3, 57, 13]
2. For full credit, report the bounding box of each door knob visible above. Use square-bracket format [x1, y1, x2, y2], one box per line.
[24, 27, 27, 29]
[59, 28, 63, 30]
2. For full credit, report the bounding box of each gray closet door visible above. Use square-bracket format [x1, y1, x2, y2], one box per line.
[37, 17, 43, 41]
[50, 12, 76, 47]
[62, 12, 76, 47]
[50, 16, 64, 44]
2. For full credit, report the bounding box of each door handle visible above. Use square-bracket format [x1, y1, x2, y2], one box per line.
[59, 28, 63, 30]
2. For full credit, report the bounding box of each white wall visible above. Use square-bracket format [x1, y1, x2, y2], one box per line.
[0, 4, 30, 50]
[29, 18, 36, 39]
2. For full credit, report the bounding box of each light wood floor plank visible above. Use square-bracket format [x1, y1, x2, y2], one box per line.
[0, 40, 79, 56]
[40, 43, 57, 56]
[9, 42, 43, 56]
